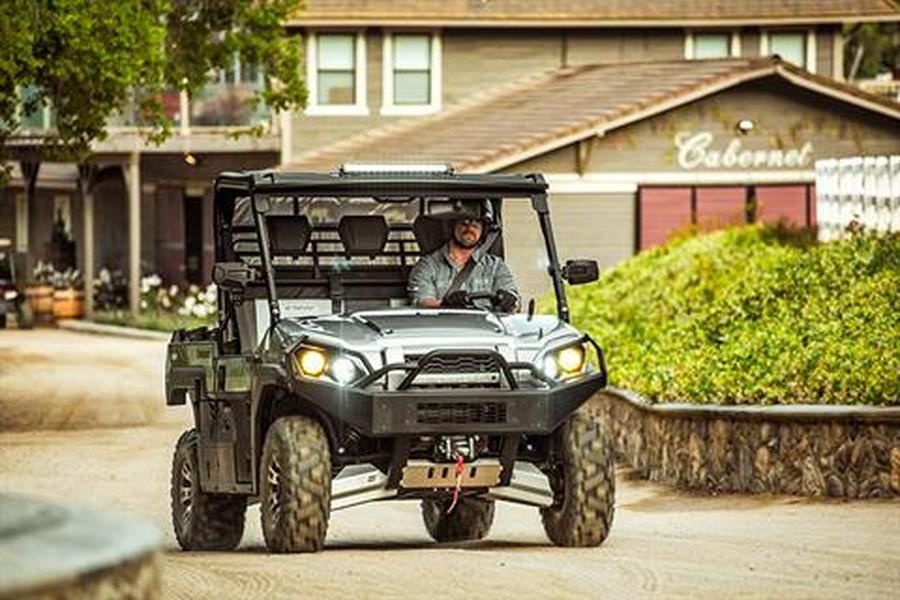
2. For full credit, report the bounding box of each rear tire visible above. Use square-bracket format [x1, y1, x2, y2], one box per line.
[540, 409, 615, 547]
[171, 429, 247, 551]
[421, 496, 495, 542]
[260, 416, 331, 553]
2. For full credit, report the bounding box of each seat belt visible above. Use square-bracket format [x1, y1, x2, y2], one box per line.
[443, 258, 476, 300]
[441, 229, 499, 300]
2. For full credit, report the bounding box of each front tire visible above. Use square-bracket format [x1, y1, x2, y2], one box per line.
[421, 496, 495, 542]
[540, 410, 615, 547]
[260, 416, 331, 553]
[171, 429, 247, 551]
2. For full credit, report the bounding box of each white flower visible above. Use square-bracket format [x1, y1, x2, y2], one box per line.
[183, 296, 196, 309]
[192, 304, 209, 318]
[99, 268, 111, 284]
[169, 285, 179, 297]
[177, 306, 190, 317]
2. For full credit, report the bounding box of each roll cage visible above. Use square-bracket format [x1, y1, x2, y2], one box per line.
[211, 169, 574, 324]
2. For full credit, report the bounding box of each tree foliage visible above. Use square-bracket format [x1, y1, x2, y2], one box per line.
[844, 22, 900, 80]
[0, 0, 306, 160]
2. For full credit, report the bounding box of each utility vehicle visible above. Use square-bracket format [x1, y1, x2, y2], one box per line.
[167, 165, 614, 552]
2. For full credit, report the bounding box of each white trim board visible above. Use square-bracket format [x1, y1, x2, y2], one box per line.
[542, 171, 815, 186]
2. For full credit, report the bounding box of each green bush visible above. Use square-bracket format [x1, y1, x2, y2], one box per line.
[559, 226, 900, 406]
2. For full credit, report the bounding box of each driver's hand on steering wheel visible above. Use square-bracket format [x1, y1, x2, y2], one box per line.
[442, 290, 471, 308]
[493, 289, 518, 313]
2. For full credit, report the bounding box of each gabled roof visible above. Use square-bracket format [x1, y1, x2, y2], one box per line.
[291, 0, 900, 27]
[283, 58, 900, 174]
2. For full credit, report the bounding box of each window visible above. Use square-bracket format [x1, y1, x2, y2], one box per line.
[17, 86, 55, 131]
[307, 32, 367, 116]
[382, 32, 441, 115]
[685, 31, 740, 60]
[768, 32, 806, 68]
[317, 34, 356, 105]
[761, 30, 815, 72]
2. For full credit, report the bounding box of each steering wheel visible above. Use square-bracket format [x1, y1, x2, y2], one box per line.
[465, 291, 501, 307]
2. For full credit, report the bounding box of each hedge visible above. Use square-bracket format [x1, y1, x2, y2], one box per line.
[559, 226, 900, 406]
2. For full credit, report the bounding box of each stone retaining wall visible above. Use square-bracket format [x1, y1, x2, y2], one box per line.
[596, 389, 900, 498]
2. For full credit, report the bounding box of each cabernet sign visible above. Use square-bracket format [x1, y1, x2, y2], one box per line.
[675, 132, 814, 170]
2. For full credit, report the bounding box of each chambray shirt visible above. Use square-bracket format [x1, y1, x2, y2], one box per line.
[408, 244, 520, 309]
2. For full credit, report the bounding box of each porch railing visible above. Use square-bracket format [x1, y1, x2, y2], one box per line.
[815, 156, 900, 241]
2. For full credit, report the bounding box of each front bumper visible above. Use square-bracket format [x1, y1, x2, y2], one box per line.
[293, 370, 606, 436]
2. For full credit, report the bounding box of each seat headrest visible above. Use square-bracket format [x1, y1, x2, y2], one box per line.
[266, 215, 311, 256]
[338, 215, 389, 257]
[413, 215, 453, 255]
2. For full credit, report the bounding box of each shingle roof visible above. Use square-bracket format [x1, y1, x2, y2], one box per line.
[292, 0, 900, 25]
[283, 58, 900, 174]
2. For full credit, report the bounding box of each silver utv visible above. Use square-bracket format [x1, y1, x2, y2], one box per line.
[166, 165, 614, 552]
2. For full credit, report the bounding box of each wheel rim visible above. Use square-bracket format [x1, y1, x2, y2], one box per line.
[266, 455, 282, 521]
[178, 458, 193, 530]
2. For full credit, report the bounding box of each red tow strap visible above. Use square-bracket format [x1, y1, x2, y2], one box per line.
[447, 454, 464, 513]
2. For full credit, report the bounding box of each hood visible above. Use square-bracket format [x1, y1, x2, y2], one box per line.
[276, 308, 580, 366]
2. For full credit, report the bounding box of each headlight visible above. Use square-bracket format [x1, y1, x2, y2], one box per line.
[292, 345, 365, 385]
[557, 345, 585, 374]
[297, 348, 327, 378]
[540, 342, 588, 380]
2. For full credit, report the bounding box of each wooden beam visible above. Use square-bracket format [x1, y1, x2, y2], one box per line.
[18, 159, 40, 256]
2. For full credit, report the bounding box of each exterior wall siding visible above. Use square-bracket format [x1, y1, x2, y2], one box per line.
[503, 192, 634, 302]
[567, 29, 683, 64]
[816, 28, 834, 78]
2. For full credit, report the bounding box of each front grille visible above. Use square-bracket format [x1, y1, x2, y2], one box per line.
[416, 402, 507, 425]
[411, 354, 500, 375]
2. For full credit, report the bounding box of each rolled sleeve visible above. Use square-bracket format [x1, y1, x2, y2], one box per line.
[492, 259, 520, 302]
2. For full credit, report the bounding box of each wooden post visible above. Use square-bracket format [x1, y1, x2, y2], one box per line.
[123, 153, 141, 317]
[77, 164, 97, 319]
[18, 159, 40, 256]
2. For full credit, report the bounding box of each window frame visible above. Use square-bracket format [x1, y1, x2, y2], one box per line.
[306, 31, 369, 116]
[760, 29, 816, 73]
[684, 30, 741, 60]
[381, 30, 442, 116]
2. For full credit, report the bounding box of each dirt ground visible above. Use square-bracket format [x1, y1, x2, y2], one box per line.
[0, 329, 898, 599]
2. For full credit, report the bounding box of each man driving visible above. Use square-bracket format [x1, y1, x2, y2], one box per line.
[408, 200, 519, 312]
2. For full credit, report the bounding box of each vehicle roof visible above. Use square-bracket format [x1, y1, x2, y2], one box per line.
[214, 170, 548, 198]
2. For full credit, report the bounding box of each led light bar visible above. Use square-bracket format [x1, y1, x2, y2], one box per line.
[339, 163, 454, 175]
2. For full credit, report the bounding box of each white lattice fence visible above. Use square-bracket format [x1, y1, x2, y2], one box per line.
[815, 156, 900, 241]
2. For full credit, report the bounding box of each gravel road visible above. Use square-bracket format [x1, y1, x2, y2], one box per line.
[0, 330, 898, 599]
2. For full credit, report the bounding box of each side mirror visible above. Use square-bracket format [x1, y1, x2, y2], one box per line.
[562, 259, 599, 285]
[212, 262, 256, 291]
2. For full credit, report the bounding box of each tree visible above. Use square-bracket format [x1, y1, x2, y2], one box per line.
[0, 0, 306, 163]
[844, 23, 900, 80]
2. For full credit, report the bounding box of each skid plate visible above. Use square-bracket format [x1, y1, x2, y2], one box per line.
[400, 459, 502, 489]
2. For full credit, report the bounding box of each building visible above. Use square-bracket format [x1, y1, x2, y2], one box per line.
[2, 1, 900, 312]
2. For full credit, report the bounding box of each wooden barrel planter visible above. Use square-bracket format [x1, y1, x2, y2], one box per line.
[52, 288, 85, 320]
[25, 285, 55, 324]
